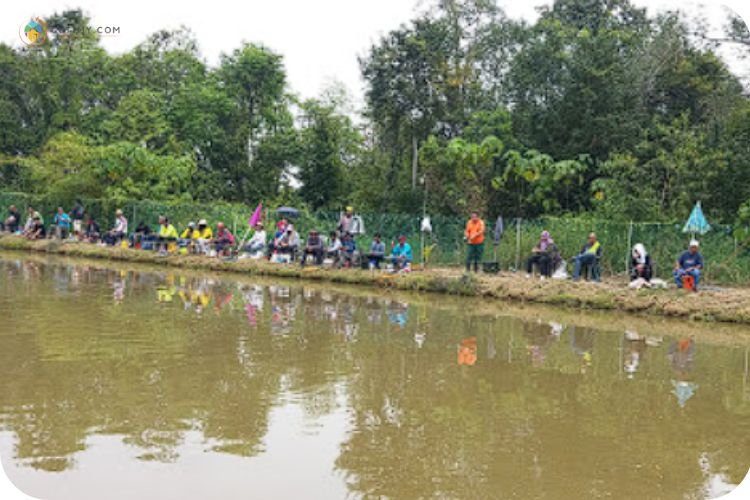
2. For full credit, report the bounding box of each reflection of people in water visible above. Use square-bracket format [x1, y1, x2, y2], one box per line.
[624, 330, 646, 379]
[156, 274, 177, 303]
[113, 272, 126, 304]
[458, 337, 478, 366]
[569, 326, 594, 373]
[242, 285, 264, 327]
[668, 337, 698, 408]
[525, 321, 561, 368]
[387, 301, 409, 329]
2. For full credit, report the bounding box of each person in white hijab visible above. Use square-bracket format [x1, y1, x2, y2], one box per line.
[630, 243, 653, 282]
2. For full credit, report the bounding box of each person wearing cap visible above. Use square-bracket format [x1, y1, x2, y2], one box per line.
[389, 235, 413, 271]
[244, 222, 267, 256]
[213, 222, 235, 256]
[674, 240, 704, 291]
[300, 230, 324, 267]
[464, 211, 485, 273]
[181, 222, 197, 240]
[104, 209, 128, 245]
[338, 206, 355, 235]
[267, 219, 288, 258]
[276, 225, 300, 260]
[195, 219, 213, 254]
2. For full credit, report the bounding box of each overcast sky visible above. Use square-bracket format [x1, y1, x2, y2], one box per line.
[3, 0, 749, 105]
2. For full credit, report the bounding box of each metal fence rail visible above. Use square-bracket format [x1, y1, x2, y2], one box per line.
[1, 192, 747, 283]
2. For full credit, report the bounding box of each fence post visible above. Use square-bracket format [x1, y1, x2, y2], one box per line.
[515, 218, 521, 272]
[626, 220, 633, 273]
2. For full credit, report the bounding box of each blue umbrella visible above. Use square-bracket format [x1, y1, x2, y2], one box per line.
[682, 201, 711, 237]
[275, 207, 300, 218]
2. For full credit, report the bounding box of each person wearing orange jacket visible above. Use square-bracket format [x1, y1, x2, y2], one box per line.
[464, 210, 485, 273]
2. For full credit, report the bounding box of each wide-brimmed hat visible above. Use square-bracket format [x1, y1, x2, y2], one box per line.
[198, 219, 207, 226]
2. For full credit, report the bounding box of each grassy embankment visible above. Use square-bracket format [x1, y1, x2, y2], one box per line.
[2, 234, 750, 325]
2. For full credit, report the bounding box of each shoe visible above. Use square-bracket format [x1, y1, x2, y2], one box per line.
[540, 276, 546, 281]
[525, 274, 532, 279]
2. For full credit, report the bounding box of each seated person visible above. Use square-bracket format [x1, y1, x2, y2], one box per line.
[267, 220, 288, 258]
[276, 226, 299, 260]
[181, 222, 197, 240]
[195, 219, 213, 254]
[157, 216, 179, 255]
[390, 235, 413, 271]
[326, 231, 342, 264]
[180, 221, 197, 252]
[674, 240, 703, 291]
[526, 231, 559, 279]
[630, 243, 653, 282]
[243, 222, 267, 255]
[25, 215, 46, 240]
[3, 205, 21, 233]
[572, 233, 602, 281]
[367, 233, 386, 269]
[131, 221, 153, 248]
[84, 217, 101, 243]
[300, 230, 324, 267]
[23, 207, 43, 235]
[213, 222, 235, 256]
[53, 207, 72, 240]
[340, 232, 358, 268]
[104, 209, 128, 246]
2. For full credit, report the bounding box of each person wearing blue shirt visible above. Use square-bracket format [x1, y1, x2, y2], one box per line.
[390, 235, 413, 271]
[53, 206, 72, 239]
[340, 232, 358, 268]
[674, 240, 704, 291]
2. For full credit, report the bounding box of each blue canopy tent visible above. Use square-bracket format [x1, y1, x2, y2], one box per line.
[683, 201, 711, 238]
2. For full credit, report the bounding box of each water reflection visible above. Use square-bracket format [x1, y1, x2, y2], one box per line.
[0, 257, 749, 499]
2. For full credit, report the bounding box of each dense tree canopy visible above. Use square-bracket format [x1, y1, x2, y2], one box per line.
[1, 1, 749, 223]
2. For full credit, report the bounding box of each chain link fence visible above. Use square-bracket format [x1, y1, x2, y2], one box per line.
[1, 192, 747, 284]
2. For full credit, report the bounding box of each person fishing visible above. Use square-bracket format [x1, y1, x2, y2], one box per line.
[464, 210, 485, 273]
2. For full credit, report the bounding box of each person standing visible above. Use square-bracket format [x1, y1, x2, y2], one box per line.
[337, 206, 355, 235]
[464, 211, 485, 273]
[53, 206, 72, 239]
[70, 200, 85, 236]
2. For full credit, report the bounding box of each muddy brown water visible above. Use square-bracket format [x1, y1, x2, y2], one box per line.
[0, 254, 749, 500]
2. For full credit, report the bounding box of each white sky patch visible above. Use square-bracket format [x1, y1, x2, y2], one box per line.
[2, 0, 749, 105]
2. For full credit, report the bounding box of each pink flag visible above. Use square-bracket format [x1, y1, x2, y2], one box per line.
[249, 203, 262, 227]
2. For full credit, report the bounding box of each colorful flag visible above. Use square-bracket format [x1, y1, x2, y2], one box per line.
[249, 203, 262, 227]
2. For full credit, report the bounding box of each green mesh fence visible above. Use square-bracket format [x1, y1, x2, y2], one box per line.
[1, 191, 748, 284]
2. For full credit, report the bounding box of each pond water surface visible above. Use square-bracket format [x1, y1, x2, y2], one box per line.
[0, 254, 749, 499]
